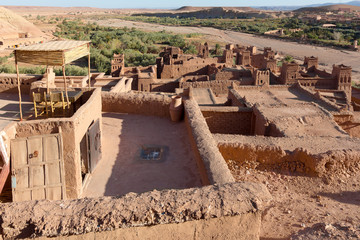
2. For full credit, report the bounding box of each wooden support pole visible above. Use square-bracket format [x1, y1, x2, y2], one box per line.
[15, 56, 23, 121]
[62, 65, 70, 109]
[46, 65, 50, 94]
[88, 53, 91, 90]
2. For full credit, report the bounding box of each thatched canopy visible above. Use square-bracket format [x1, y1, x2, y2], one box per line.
[14, 40, 91, 120]
[14, 40, 90, 66]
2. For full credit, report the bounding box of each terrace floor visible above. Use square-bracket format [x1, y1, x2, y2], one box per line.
[82, 112, 202, 198]
[0, 93, 33, 129]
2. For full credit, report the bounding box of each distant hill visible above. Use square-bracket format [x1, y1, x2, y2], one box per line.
[0, 7, 44, 39]
[176, 6, 257, 12]
[134, 6, 286, 19]
[306, 1, 360, 7]
[295, 4, 360, 12]
[256, 1, 360, 11]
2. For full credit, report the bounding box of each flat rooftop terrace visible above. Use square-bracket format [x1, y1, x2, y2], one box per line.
[237, 86, 338, 112]
[0, 93, 32, 129]
[235, 87, 346, 137]
[82, 113, 202, 197]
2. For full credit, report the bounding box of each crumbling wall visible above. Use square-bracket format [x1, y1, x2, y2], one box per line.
[215, 134, 360, 177]
[251, 106, 284, 137]
[227, 89, 248, 107]
[0, 73, 42, 93]
[200, 106, 253, 135]
[102, 92, 172, 119]
[0, 182, 271, 239]
[180, 80, 238, 95]
[334, 114, 360, 138]
[337, 120, 360, 137]
[183, 98, 235, 185]
[150, 81, 179, 93]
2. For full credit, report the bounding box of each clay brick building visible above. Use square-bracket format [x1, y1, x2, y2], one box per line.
[279, 57, 352, 101]
[108, 43, 352, 104]
[1, 40, 360, 239]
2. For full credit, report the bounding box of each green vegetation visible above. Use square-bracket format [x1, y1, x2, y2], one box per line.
[0, 64, 88, 76]
[121, 16, 360, 48]
[54, 20, 197, 74]
[0, 20, 200, 75]
[0, 54, 13, 65]
[283, 55, 294, 62]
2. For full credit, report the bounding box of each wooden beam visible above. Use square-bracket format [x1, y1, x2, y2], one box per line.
[61, 54, 70, 111]
[15, 52, 23, 121]
[88, 53, 91, 90]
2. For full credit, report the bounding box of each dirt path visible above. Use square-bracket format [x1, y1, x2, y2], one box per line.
[95, 19, 360, 81]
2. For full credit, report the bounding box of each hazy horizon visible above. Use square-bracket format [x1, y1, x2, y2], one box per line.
[0, 0, 353, 9]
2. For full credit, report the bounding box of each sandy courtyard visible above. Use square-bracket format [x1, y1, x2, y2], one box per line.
[82, 112, 202, 197]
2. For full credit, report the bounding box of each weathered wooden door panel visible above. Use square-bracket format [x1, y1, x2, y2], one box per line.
[11, 133, 66, 202]
[88, 119, 102, 173]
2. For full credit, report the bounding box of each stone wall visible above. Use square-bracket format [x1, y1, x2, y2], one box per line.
[0, 182, 271, 239]
[200, 106, 253, 135]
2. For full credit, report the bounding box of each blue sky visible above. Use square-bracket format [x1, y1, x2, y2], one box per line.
[0, 0, 348, 9]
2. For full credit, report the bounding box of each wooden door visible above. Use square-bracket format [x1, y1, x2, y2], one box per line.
[88, 119, 102, 173]
[10, 133, 66, 202]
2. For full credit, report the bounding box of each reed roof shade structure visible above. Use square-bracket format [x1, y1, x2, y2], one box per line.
[14, 40, 90, 66]
[14, 40, 92, 120]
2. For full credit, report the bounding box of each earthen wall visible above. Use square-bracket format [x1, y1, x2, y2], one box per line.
[183, 98, 235, 185]
[0, 74, 42, 93]
[12, 88, 102, 199]
[101, 92, 172, 118]
[215, 134, 360, 177]
[180, 80, 239, 95]
[150, 81, 179, 93]
[200, 106, 253, 135]
[228, 89, 247, 107]
[0, 183, 270, 239]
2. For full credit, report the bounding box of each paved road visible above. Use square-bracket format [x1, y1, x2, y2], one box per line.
[96, 19, 360, 81]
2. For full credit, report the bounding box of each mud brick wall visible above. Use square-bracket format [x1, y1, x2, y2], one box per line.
[102, 92, 172, 119]
[0, 73, 42, 93]
[184, 99, 235, 185]
[201, 106, 253, 135]
[0, 182, 271, 239]
[180, 80, 239, 95]
[14, 88, 102, 199]
[228, 89, 247, 107]
[215, 134, 360, 177]
[214, 71, 240, 80]
[150, 81, 179, 93]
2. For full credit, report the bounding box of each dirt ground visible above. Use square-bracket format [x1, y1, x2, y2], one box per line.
[228, 162, 360, 239]
[0, 93, 32, 128]
[94, 19, 360, 82]
[82, 112, 202, 197]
